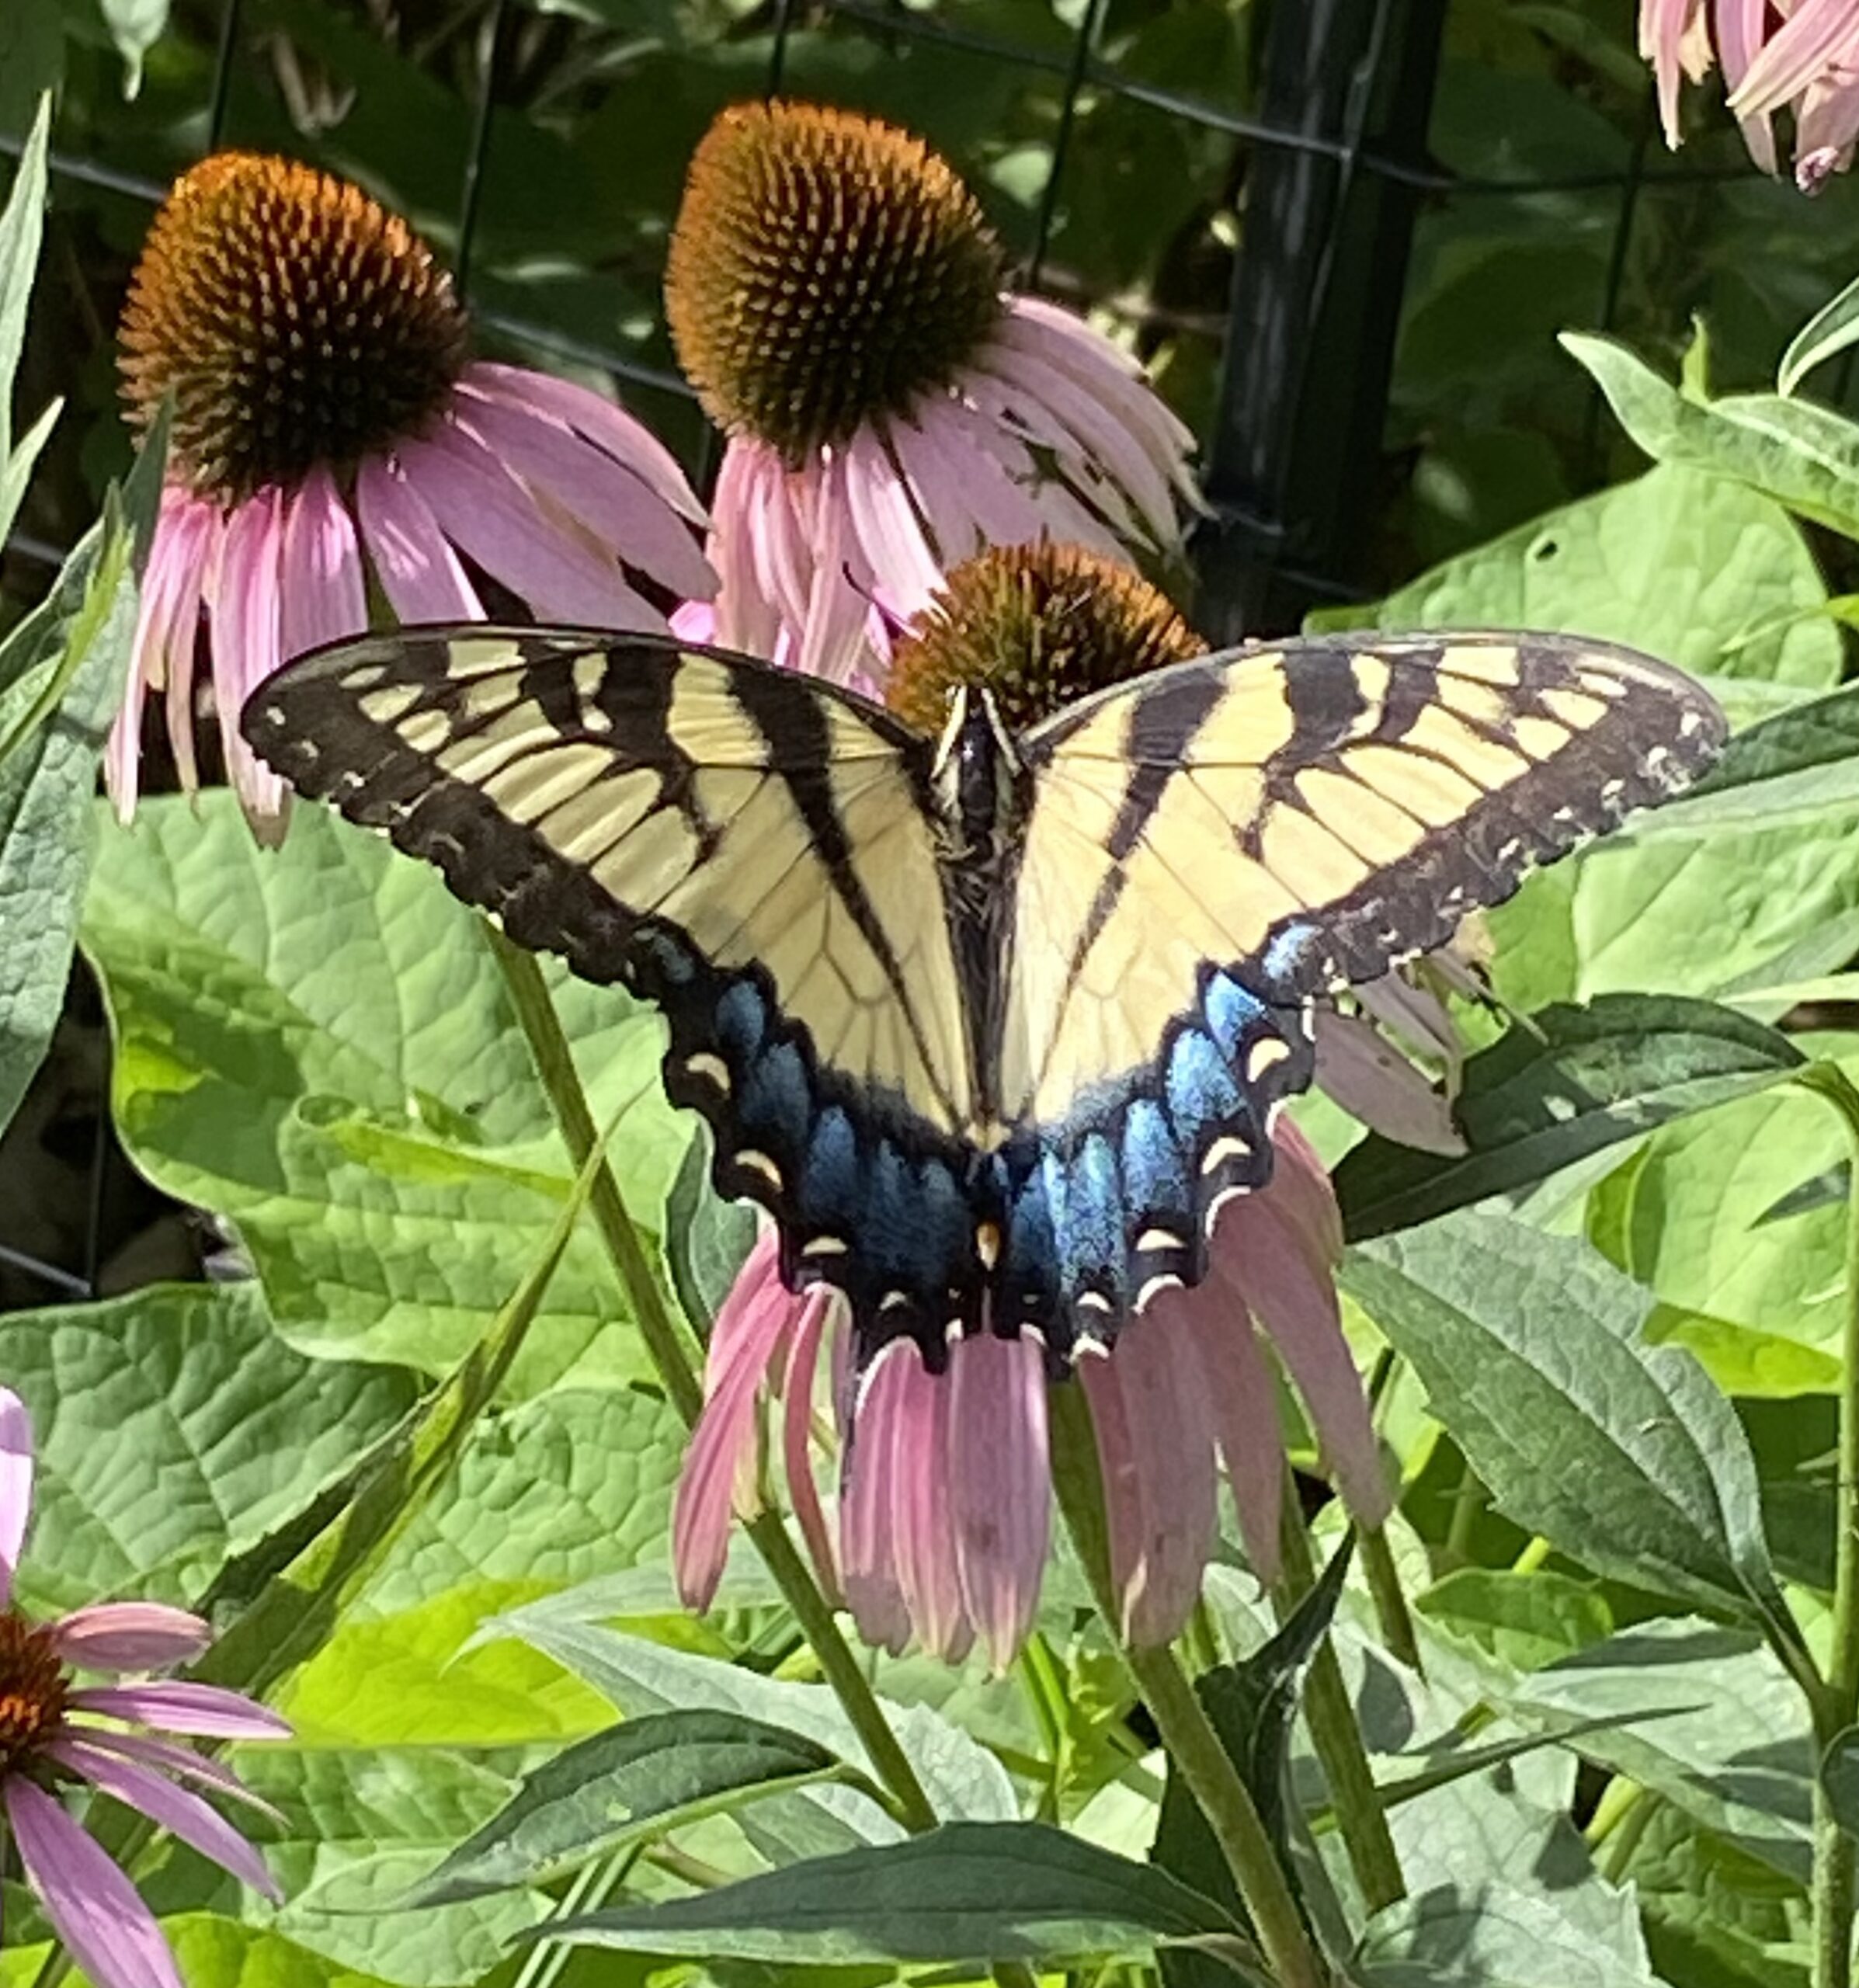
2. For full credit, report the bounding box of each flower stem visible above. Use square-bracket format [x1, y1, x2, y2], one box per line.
[485, 929, 938, 1833]
[1357, 1522, 1421, 1673]
[1797, 1060, 1859, 1988]
[1275, 1486, 1406, 1913]
[1048, 1385, 1329, 1988]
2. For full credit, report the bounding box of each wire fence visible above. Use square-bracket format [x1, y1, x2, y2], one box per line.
[0, 0, 1786, 1309]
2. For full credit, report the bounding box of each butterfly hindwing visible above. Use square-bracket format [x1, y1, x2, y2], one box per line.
[241, 625, 992, 1347]
[992, 631, 1725, 1334]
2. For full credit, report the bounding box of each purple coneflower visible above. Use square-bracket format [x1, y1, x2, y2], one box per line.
[672, 544, 1402, 1667]
[0, 1388, 287, 1988]
[115, 151, 714, 831]
[663, 101, 1199, 684]
[1642, 0, 1859, 188]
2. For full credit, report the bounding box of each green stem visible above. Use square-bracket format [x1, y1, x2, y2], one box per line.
[487, 930, 939, 1833]
[1276, 1486, 1406, 1913]
[1443, 1457, 1486, 1571]
[1049, 1386, 1329, 1988]
[1799, 1060, 1859, 1988]
[1358, 1523, 1421, 1673]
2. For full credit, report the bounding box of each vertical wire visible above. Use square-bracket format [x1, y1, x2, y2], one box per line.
[205, 0, 244, 150]
[454, 0, 512, 300]
[766, 0, 798, 101]
[1026, 0, 1108, 289]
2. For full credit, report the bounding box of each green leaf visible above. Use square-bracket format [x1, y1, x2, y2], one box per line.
[1358, 1881, 1659, 1986]
[1514, 1619, 1812, 1882]
[1820, 1726, 1859, 1841]
[481, 1607, 1018, 1830]
[530, 1822, 1243, 1965]
[1340, 1212, 1785, 1625]
[1333, 997, 1802, 1240]
[412, 1709, 845, 1905]
[1416, 1569, 1613, 1673]
[82, 792, 691, 1395]
[1780, 271, 1859, 397]
[0, 1279, 411, 1614]
[0, 403, 166, 1139]
[0, 92, 48, 456]
[663, 1129, 755, 1337]
[1565, 331, 1859, 538]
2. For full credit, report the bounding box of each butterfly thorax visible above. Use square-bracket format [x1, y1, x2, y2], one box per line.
[930, 685, 1029, 875]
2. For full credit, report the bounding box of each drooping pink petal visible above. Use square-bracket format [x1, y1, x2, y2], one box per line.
[50, 1603, 210, 1673]
[162, 500, 220, 795]
[1312, 1009, 1465, 1156]
[1078, 1347, 1143, 1641]
[111, 483, 214, 818]
[1795, 71, 1859, 188]
[1715, 0, 1780, 171]
[1176, 1284, 1286, 1584]
[69, 1680, 291, 1740]
[1732, 0, 1859, 115]
[400, 419, 661, 630]
[450, 385, 717, 603]
[780, 1287, 842, 1604]
[887, 1348, 972, 1663]
[0, 1385, 35, 1610]
[793, 451, 874, 683]
[1264, 1117, 1346, 1269]
[839, 1343, 913, 1656]
[463, 362, 707, 526]
[278, 464, 367, 661]
[52, 1736, 281, 1900]
[355, 454, 483, 623]
[936, 391, 1124, 557]
[669, 598, 719, 644]
[1095, 1309, 1219, 1648]
[75, 1727, 283, 1822]
[104, 660, 148, 821]
[843, 427, 943, 619]
[948, 1329, 1051, 1671]
[672, 1232, 797, 1612]
[708, 446, 790, 659]
[8, 1778, 183, 1988]
[209, 485, 287, 829]
[1213, 1202, 1389, 1527]
[1640, 0, 1700, 143]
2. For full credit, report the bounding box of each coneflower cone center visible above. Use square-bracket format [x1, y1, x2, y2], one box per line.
[0, 1614, 67, 1774]
[120, 151, 469, 505]
[888, 543, 1204, 734]
[665, 101, 1004, 462]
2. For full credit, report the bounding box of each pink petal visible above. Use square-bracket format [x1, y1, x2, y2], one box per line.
[839, 1343, 914, 1656]
[842, 428, 943, 619]
[451, 385, 716, 602]
[356, 454, 484, 623]
[279, 464, 367, 661]
[780, 1288, 843, 1604]
[52, 1737, 281, 1900]
[0, 1386, 34, 1609]
[1213, 1207, 1389, 1527]
[1173, 1285, 1285, 1583]
[463, 361, 707, 526]
[707, 445, 790, 659]
[1729, 0, 1859, 115]
[8, 1779, 183, 1988]
[1096, 1310, 1218, 1648]
[1639, 0, 1698, 142]
[210, 486, 287, 829]
[162, 502, 219, 795]
[793, 451, 874, 683]
[669, 599, 718, 644]
[1716, 0, 1779, 171]
[69, 1680, 291, 1740]
[104, 660, 148, 822]
[949, 1329, 1051, 1670]
[400, 419, 661, 630]
[1266, 1117, 1346, 1268]
[888, 1349, 972, 1663]
[75, 1728, 283, 1822]
[936, 391, 1124, 557]
[111, 485, 212, 818]
[50, 1604, 210, 1674]
[1312, 1010, 1465, 1155]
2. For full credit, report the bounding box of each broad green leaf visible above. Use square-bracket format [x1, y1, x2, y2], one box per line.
[1416, 1569, 1613, 1673]
[531, 1822, 1244, 1965]
[663, 1129, 755, 1337]
[1335, 460, 1840, 688]
[1513, 1619, 1812, 1882]
[1566, 330, 1859, 538]
[1781, 269, 1859, 397]
[1610, 1800, 1809, 1988]
[0, 93, 47, 460]
[481, 1607, 1018, 1828]
[1333, 997, 1802, 1239]
[1341, 1212, 1784, 1625]
[0, 1279, 410, 1614]
[82, 792, 692, 1394]
[0, 405, 166, 1139]
[412, 1710, 844, 1905]
[1358, 1881, 1658, 1986]
[1694, 679, 1859, 794]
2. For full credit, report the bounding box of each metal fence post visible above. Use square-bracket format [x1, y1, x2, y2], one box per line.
[1194, 0, 1448, 640]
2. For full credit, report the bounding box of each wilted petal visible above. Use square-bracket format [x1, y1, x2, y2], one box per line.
[50, 1603, 210, 1673]
[780, 1288, 842, 1604]
[53, 1736, 282, 1900]
[1177, 1285, 1286, 1583]
[8, 1778, 182, 1988]
[1312, 1009, 1464, 1156]
[1731, 0, 1859, 116]
[947, 1329, 1050, 1670]
[0, 1386, 33, 1609]
[839, 1343, 914, 1656]
[886, 1348, 972, 1663]
[70, 1680, 291, 1740]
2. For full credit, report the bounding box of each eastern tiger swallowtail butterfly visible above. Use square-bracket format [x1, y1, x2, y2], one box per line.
[241, 624, 1724, 1371]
